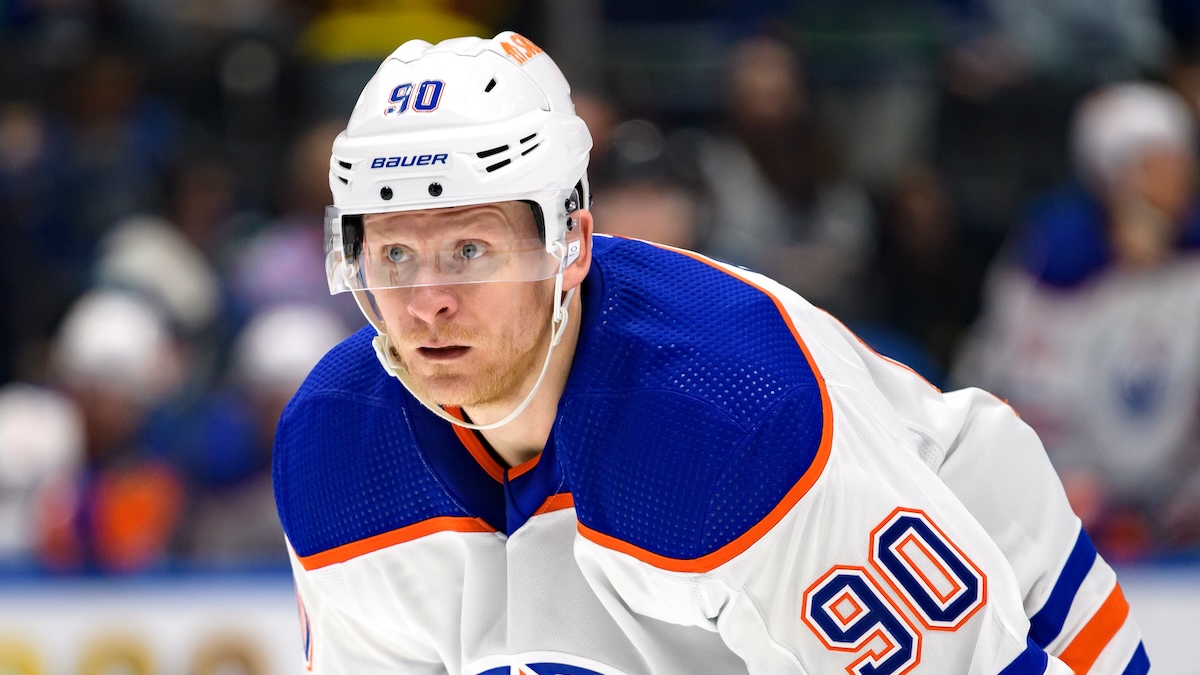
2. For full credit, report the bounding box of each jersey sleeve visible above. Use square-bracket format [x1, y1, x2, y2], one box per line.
[575, 388, 1070, 674]
[570, 265, 1079, 674]
[287, 539, 449, 674]
[829, 315, 1150, 674]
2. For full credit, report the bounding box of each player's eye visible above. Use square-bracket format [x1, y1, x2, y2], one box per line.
[386, 245, 411, 263]
[458, 242, 486, 260]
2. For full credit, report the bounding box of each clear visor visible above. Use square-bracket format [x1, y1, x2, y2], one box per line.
[325, 207, 564, 292]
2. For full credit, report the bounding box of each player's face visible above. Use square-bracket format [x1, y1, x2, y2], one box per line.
[365, 203, 555, 408]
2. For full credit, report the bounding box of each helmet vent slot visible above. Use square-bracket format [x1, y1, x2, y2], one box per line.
[337, 176, 349, 184]
[337, 160, 352, 169]
[485, 158, 512, 172]
[484, 78, 497, 93]
[476, 144, 509, 158]
[520, 133, 537, 144]
[520, 143, 540, 156]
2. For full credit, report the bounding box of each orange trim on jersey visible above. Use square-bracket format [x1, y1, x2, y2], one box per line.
[896, 532, 963, 604]
[534, 492, 575, 516]
[445, 407, 506, 482]
[444, 407, 541, 482]
[817, 308, 942, 394]
[576, 244, 834, 573]
[296, 589, 313, 670]
[868, 507, 988, 632]
[508, 453, 541, 480]
[800, 565, 922, 675]
[830, 588, 866, 625]
[1058, 584, 1130, 674]
[297, 516, 495, 571]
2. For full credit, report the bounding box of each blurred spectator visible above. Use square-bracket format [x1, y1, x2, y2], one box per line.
[94, 214, 223, 339]
[572, 91, 621, 192]
[53, 48, 182, 255]
[955, 82, 1200, 558]
[0, 383, 83, 562]
[946, 0, 1164, 90]
[688, 35, 874, 315]
[166, 158, 241, 262]
[590, 118, 702, 250]
[227, 121, 361, 327]
[867, 165, 986, 371]
[599, 0, 773, 116]
[933, 0, 1165, 265]
[36, 290, 188, 573]
[781, 0, 949, 188]
[93, 208, 229, 400]
[0, 102, 62, 381]
[593, 182, 698, 250]
[167, 304, 349, 565]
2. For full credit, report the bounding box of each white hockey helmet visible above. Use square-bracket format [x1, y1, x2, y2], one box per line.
[325, 32, 593, 294]
[325, 32, 593, 430]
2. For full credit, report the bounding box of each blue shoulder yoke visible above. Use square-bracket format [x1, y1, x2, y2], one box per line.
[273, 327, 473, 558]
[559, 237, 827, 562]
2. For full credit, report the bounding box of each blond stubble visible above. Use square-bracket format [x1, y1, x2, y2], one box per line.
[395, 281, 555, 408]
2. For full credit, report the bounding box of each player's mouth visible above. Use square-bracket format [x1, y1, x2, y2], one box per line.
[417, 345, 471, 361]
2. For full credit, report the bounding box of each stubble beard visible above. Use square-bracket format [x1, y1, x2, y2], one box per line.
[394, 286, 554, 409]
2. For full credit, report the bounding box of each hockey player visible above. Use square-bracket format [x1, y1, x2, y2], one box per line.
[274, 32, 1148, 674]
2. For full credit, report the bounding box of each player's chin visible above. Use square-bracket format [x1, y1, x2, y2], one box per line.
[412, 373, 478, 408]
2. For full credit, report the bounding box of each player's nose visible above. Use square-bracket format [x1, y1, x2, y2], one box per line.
[405, 284, 458, 324]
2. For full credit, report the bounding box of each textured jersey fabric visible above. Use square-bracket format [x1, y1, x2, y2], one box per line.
[275, 234, 1146, 674]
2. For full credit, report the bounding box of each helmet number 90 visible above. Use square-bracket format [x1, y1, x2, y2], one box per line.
[385, 80, 445, 116]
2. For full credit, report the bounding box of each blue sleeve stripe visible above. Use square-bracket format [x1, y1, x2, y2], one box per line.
[999, 637, 1050, 675]
[1029, 526, 1098, 647]
[1121, 642, 1150, 675]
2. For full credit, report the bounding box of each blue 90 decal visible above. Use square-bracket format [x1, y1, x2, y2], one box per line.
[385, 80, 444, 116]
[803, 567, 921, 675]
[469, 654, 627, 675]
[477, 665, 607, 675]
[803, 508, 987, 674]
[413, 80, 444, 111]
[870, 509, 986, 631]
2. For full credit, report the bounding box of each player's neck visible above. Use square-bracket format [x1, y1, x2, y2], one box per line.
[464, 290, 583, 468]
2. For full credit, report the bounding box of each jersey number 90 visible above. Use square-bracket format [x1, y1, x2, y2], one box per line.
[802, 508, 987, 675]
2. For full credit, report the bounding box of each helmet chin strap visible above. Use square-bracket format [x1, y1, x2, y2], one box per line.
[353, 269, 575, 431]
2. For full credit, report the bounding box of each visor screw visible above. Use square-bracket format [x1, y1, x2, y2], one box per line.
[428, 182, 443, 197]
[380, 186, 393, 200]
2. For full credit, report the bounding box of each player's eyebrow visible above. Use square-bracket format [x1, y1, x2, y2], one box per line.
[365, 213, 517, 246]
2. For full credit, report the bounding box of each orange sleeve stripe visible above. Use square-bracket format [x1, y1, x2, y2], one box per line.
[1058, 584, 1130, 674]
[534, 492, 575, 515]
[297, 516, 495, 571]
[576, 244, 834, 574]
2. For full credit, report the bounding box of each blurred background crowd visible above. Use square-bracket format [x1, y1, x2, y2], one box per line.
[3, 0, 1200, 575]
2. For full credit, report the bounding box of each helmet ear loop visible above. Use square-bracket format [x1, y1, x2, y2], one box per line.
[548, 240, 573, 346]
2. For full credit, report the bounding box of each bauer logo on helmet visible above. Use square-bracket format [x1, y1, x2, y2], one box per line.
[369, 154, 450, 169]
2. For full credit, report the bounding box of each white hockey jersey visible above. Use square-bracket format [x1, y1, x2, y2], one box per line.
[274, 235, 1147, 674]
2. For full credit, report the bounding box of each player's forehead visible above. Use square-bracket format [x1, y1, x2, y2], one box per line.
[362, 201, 537, 240]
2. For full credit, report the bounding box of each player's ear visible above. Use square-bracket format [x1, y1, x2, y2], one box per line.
[562, 208, 593, 292]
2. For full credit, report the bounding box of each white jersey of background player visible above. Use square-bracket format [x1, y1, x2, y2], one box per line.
[273, 32, 1147, 674]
